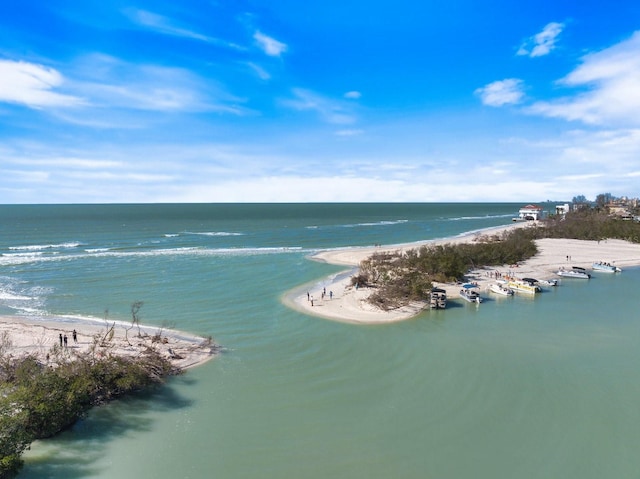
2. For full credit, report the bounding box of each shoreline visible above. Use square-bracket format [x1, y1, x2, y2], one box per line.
[285, 222, 640, 324]
[0, 315, 218, 370]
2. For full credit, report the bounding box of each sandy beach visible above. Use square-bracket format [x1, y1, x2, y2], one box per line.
[285, 222, 640, 324]
[0, 316, 218, 369]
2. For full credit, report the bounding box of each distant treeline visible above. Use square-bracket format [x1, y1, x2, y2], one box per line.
[353, 209, 640, 311]
[542, 208, 640, 243]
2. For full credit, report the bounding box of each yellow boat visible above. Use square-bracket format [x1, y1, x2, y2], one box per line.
[506, 278, 541, 294]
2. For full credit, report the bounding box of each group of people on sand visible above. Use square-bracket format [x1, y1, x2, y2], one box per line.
[485, 270, 506, 279]
[307, 287, 333, 306]
[58, 329, 78, 348]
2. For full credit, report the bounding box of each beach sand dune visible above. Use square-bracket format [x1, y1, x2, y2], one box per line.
[285, 224, 640, 325]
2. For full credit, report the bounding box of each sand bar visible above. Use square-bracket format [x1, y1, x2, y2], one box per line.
[284, 222, 640, 324]
[0, 316, 218, 369]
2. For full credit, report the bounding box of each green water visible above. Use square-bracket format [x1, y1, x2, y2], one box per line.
[22, 270, 640, 479]
[2, 203, 638, 478]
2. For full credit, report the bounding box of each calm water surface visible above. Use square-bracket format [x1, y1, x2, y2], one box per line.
[1, 204, 638, 478]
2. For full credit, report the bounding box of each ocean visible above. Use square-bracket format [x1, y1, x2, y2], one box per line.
[2, 203, 639, 479]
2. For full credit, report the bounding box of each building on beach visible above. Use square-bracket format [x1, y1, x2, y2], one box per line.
[514, 204, 545, 221]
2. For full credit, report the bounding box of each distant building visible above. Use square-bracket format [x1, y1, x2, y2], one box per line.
[555, 203, 571, 216]
[607, 203, 630, 217]
[514, 204, 545, 221]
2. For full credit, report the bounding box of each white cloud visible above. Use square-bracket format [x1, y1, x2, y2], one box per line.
[170, 174, 568, 203]
[254, 31, 287, 56]
[3, 125, 640, 203]
[475, 78, 525, 107]
[335, 129, 364, 136]
[71, 54, 248, 115]
[528, 31, 640, 126]
[246, 62, 271, 80]
[344, 91, 362, 99]
[126, 9, 209, 41]
[124, 8, 243, 50]
[0, 144, 182, 203]
[283, 88, 357, 124]
[16, 156, 123, 170]
[500, 128, 640, 199]
[0, 54, 249, 121]
[517, 22, 564, 58]
[0, 60, 84, 109]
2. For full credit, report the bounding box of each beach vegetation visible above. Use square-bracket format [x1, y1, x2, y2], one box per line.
[357, 205, 640, 311]
[131, 300, 144, 337]
[0, 331, 179, 478]
[358, 251, 434, 310]
[543, 207, 640, 243]
[358, 227, 540, 310]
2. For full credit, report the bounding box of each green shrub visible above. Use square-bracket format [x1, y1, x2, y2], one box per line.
[0, 348, 178, 478]
[357, 208, 640, 310]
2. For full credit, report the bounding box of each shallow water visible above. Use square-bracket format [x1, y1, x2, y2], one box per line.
[2, 204, 639, 478]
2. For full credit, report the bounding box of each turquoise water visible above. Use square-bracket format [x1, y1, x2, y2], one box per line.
[2, 204, 640, 478]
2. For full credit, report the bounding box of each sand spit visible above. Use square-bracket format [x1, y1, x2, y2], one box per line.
[0, 316, 218, 369]
[286, 223, 640, 324]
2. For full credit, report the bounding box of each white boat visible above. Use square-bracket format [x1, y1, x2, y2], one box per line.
[592, 261, 622, 273]
[521, 277, 558, 288]
[460, 283, 482, 303]
[506, 278, 541, 294]
[556, 266, 591, 279]
[430, 287, 447, 309]
[488, 283, 514, 296]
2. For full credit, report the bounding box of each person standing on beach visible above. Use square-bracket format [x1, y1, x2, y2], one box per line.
[63, 335, 68, 348]
[73, 329, 77, 343]
[59, 333, 63, 347]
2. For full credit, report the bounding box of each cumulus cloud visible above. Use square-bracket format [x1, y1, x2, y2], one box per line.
[528, 31, 640, 126]
[517, 22, 564, 57]
[0, 60, 84, 109]
[475, 78, 525, 106]
[254, 31, 287, 56]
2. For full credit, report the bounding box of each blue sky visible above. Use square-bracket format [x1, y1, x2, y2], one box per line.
[1, 1, 640, 203]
